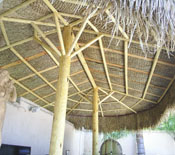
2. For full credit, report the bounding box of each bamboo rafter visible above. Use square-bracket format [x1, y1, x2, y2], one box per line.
[31, 23, 62, 56]
[2, 0, 173, 116]
[94, 78, 160, 99]
[85, 57, 171, 81]
[99, 92, 114, 104]
[11, 76, 50, 105]
[78, 43, 174, 68]
[32, 26, 92, 104]
[43, 87, 92, 108]
[158, 76, 175, 103]
[101, 87, 156, 104]
[132, 48, 162, 108]
[73, 33, 97, 88]
[0, 20, 65, 106]
[0, 37, 173, 79]
[88, 21, 113, 90]
[20, 73, 88, 98]
[90, 67, 166, 90]
[0, 42, 168, 93]
[1, 17, 56, 27]
[42, 0, 68, 25]
[0, 9, 174, 70]
[2, 19, 91, 108]
[0, 0, 37, 18]
[124, 41, 129, 95]
[98, 96, 104, 117]
[105, 9, 129, 40]
[71, 35, 104, 58]
[67, 9, 98, 56]
[0, 12, 174, 53]
[99, 88, 136, 113]
[66, 89, 93, 115]
[30, 3, 100, 105]
[0, 22, 57, 106]
[0, 0, 58, 106]
[54, 12, 66, 55]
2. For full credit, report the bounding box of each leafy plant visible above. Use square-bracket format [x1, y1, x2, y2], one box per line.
[103, 130, 130, 141]
[156, 113, 175, 140]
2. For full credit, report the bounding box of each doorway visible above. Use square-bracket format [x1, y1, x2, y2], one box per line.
[100, 139, 123, 155]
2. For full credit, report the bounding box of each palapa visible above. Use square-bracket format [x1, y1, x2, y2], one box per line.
[0, 0, 175, 133]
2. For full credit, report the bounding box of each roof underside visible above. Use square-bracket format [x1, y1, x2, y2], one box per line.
[0, 0, 175, 131]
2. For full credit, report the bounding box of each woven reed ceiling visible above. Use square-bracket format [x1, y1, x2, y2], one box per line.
[0, 0, 175, 131]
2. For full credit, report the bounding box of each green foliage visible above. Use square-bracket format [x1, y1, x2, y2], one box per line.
[156, 113, 175, 131]
[155, 113, 175, 140]
[103, 130, 129, 141]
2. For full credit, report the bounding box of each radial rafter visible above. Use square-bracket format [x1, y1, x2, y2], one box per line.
[99, 88, 137, 113]
[0, 0, 174, 115]
[124, 41, 129, 95]
[132, 48, 162, 108]
[66, 89, 93, 115]
[88, 21, 113, 90]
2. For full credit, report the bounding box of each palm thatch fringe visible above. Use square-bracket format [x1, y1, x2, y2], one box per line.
[67, 80, 175, 132]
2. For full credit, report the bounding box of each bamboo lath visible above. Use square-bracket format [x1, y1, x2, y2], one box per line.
[0, 20, 55, 107]
[0, 0, 175, 133]
[85, 57, 172, 81]
[94, 77, 160, 98]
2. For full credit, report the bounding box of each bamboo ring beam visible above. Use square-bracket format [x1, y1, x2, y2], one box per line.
[49, 26, 72, 155]
[92, 87, 99, 155]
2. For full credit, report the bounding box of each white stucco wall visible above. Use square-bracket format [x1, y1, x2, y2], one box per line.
[63, 122, 84, 155]
[118, 134, 136, 155]
[143, 131, 175, 155]
[1, 97, 175, 155]
[82, 131, 103, 155]
[2, 98, 53, 155]
[1, 97, 83, 155]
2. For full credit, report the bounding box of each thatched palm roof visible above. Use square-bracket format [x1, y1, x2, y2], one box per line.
[0, 0, 175, 132]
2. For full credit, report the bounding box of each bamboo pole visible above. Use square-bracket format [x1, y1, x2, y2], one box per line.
[92, 87, 99, 155]
[99, 88, 137, 113]
[124, 41, 129, 95]
[71, 35, 103, 58]
[88, 21, 112, 90]
[49, 26, 72, 155]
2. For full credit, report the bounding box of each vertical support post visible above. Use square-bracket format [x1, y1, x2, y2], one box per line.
[0, 103, 6, 147]
[92, 87, 99, 155]
[49, 26, 73, 155]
